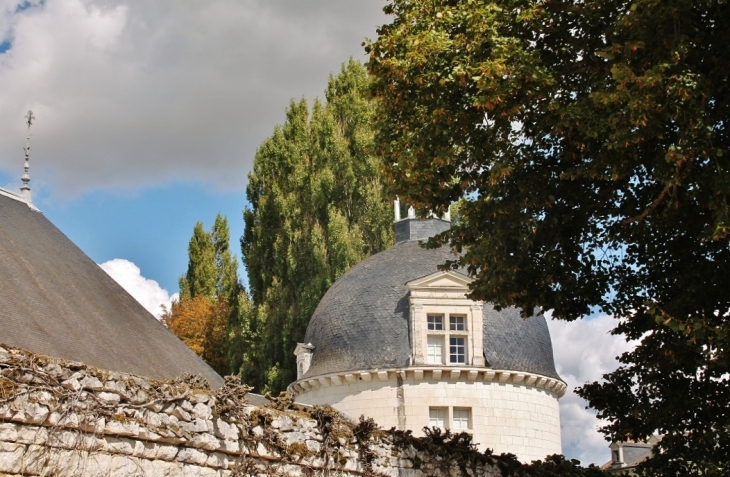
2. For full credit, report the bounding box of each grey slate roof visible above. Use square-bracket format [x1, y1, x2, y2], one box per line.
[0, 191, 223, 387]
[303, 218, 561, 380]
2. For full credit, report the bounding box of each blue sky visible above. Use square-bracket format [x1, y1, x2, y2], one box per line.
[0, 169, 250, 293]
[0, 0, 626, 465]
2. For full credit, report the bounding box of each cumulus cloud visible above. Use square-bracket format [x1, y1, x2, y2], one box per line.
[99, 258, 177, 318]
[547, 314, 636, 465]
[0, 0, 387, 197]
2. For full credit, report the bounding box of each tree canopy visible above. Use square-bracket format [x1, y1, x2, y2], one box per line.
[240, 60, 394, 394]
[164, 214, 247, 377]
[367, 0, 730, 474]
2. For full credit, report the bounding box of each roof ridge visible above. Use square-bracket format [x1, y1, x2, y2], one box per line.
[0, 187, 41, 211]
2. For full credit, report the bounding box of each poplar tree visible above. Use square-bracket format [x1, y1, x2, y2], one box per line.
[241, 60, 394, 394]
[166, 214, 248, 377]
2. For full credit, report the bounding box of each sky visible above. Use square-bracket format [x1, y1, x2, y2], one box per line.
[0, 0, 632, 465]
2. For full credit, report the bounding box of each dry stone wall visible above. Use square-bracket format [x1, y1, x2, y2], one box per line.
[0, 344, 521, 477]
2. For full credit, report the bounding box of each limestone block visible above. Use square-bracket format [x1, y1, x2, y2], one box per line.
[180, 400, 194, 412]
[80, 376, 103, 391]
[0, 441, 26, 473]
[205, 451, 231, 469]
[106, 418, 139, 437]
[97, 391, 121, 405]
[105, 436, 136, 455]
[146, 411, 163, 429]
[182, 419, 208, 434]
[16, 425, 47, 445]
[172, 406, 192, 422]
[0, 347, 8, 364]
[110, 454, 142, 474]
[0, 423, 18, 442]
[137, 428, 161, 441]
[177, 447, 208, 465]
[305, 439, 321, 453]
[59, 378, 81, 394]
[190, 432, 219, 451]
[218, 438, 240, 453]
[213, 418, 239, 441]
[155, 443, 179, 461]
[15, 402, 49, 425]
[54, 413, 79, 432]
[46, 429, 79, 449]
[139, 459, 184, 477]
[271, 415, 293, 431]
[192, 402, 212, 420]
[103, 381, 131, 401]
[143, 398, 164, 412]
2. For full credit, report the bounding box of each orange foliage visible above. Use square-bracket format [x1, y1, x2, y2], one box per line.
[161, 295, 229, 376]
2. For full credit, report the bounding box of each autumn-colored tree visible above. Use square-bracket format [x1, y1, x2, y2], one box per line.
[161, 295, 229, 376]
[167, 214, 249, 377]
[367, 0, 730, 474]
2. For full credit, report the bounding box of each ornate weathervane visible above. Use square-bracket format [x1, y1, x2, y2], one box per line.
[20, 110, 35, 202]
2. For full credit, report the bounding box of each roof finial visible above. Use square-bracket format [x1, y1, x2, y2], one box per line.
[20, 110, 35, 203]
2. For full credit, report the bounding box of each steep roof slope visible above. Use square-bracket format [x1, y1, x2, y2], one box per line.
[0, 191, 223, 387]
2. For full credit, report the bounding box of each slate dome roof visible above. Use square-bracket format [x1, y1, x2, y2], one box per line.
[302, 218, 560, 380]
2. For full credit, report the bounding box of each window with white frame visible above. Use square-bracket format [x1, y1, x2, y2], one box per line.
[425, 313, 468, 366]
[427, 335, 443, 364]
[449, 336, 466, 364]
[452, 408, 471, 430]
[449, 315, 465, 331]
[429, 407, 447, 429]
[427, 314, 443, 330]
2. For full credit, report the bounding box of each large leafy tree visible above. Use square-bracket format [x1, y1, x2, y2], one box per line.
[367, 0, 730, 474]
[241, 60, 394, 394]
[166, 214, 249, 377]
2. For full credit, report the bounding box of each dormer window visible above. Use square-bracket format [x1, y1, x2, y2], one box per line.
[294, 343, 315, 379]
[407, 271, 486, 368]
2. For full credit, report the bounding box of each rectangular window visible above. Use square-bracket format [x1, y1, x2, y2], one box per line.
[427, 335, 443, 364]
[427, 315, 443, 330]
[449, 315, 465, 331]
[429, 407, 446, 429]
[452, 408, 471, 430]
[449, 337, 465, 364]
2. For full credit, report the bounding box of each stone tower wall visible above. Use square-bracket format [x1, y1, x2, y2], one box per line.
[293, 370, 562, 462]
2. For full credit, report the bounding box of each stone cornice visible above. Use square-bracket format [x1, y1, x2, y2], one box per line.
[288, 367, 568, 398]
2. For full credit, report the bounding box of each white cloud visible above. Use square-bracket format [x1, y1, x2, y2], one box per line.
[547, 314, 636, 465]
[0, 0, 387, 198]
[99, 258, 177, 318]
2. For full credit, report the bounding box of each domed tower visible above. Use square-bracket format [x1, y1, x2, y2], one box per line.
[288, 206, 566, 462]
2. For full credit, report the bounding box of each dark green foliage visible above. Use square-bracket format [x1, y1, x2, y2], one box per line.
[367, 0, 730, 474]
[174, 214, 250, 376]
[240, 60, 394, 394]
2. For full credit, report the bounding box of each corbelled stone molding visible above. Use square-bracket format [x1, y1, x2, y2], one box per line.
[289, 367, 568, 398]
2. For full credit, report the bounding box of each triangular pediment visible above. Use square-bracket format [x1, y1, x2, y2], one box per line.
[406, 270, 473, 291]
[294, 342, 315, 356]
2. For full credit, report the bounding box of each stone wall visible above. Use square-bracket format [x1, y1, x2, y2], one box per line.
[0, 344, 522, 477]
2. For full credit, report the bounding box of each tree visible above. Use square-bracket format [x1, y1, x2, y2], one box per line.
[241, 60, 394, 394]
[161, 295, 229, 376]
[367, 1, 730, 474]
[167, 214, 250, 377]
